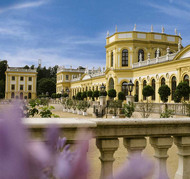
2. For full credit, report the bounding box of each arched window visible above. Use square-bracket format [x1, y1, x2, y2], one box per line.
[111, 52, 113, 67]
[28, 92, 32, 99]
[171, 76, 176, 100]
[92, 86, 94, 91]
[122, 81, 128, 96]
[109, 78, 114, 90]
[86, 87, 88, 91]
[135, 81, 139, 102]
[138, 49, 144, 62]
[184, 75, 189, 100]
[11, 92, 15, 99]
[143, 80, 147, 100]
[122, 49, 128, 66]
[155, 50, 161, 58]
[96, 86, 98, 91]
[161, 78, 165, 86]
[152, 79, 156, 100]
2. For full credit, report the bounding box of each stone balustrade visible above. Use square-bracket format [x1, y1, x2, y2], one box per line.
[23, 117, 190, 179]
[132, 52, 177, 69]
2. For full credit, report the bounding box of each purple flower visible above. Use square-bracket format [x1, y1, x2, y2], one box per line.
[0, 104, 50, 179]
[54, 131, 92, 179]
[112, 153, 155, 179]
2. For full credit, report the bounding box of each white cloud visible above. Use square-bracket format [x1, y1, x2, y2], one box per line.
[0, 0, 49, 14]
[147, 3, 190, 19]
[1, 47, 105, 69]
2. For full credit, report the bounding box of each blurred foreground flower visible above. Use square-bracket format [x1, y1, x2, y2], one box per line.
[0, 104, 167, 179]
[0, 104, 91, 179]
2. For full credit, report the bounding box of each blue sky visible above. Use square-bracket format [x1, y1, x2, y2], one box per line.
[0, 0, 190, 68]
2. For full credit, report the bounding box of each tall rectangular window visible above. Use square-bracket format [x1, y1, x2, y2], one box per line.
[28, 77, 32, 81]
[12, 76, 15, 81]
[28, 85, 32, 91]
[66, 75, 69, 80]
[20, 85, 23, 90]
[20, 76, 24, 81]
[11, 85, 15, 90]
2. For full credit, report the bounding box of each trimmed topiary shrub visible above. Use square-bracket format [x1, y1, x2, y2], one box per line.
[108, 89, 117, 99]
[76, 92, 82, 100]
[175, 81, 190, 102]
[87, 91, 93, 98]
[99, 91, 107, 97]
[51, 93, 56, 99]
[174, 89, 182, 103]
[93, 90, 99, 99]
[62, 93, 68, 98]
[118, 91, 125, 101]
[81, 91, 87, 99]
[158, 85, 171, 103]
[142, 85, 154, 98]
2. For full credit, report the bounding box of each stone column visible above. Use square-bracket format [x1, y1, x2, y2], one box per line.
[99, 96, 106, 106]
[174, 136, 190, 179]
[150, 137, 173, 178]
[123, 137, 147, 157]
[96, 138, 119, 179]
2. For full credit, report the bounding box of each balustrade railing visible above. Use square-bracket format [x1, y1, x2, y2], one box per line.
[135, 102, 188, 116]
[132, 52, 178, 69]
[24, 117, 190, 179]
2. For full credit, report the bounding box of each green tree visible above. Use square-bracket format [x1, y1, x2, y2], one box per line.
[0, 60, 7, 81]
[118, 91, 126, 101]
[87, 91, 93, 98]
[0, 60, 7, 98]
[23, 65, 29, 69]
[37, 78, 56, 96]
[0, 80, 5, 98]
[81, 91, 87, 99]
[174, 89, 182, 103]
[123, 102, 135, 118]
[158, 85, 171, 103]
[76, 92, 82, 100]
[174, 81, 190, 102]
[99, 91, 107, 97]
[142, 85, 154, 98]
[30, 65, 35, 69]
[93, 90, 99, 99]
[108, 89, 117, 99]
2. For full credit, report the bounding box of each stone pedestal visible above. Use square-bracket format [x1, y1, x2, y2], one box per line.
[126, 95, 134, 104]
[99, 96, 106, 106]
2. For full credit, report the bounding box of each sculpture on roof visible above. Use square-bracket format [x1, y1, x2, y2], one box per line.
[133, 24, 136, 31]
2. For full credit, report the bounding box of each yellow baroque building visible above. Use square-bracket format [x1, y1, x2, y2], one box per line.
[5, 67, 37, 100]
[56, 29, 190, 103]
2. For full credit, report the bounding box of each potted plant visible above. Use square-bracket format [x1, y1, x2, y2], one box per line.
[81, 101, 89, 116]
[76, 101, 82, 115]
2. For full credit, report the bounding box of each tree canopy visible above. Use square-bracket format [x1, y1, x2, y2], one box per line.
[142, 85, 154, 97]
[37, 78, 56, 96]
[158, 85, 171, 103]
